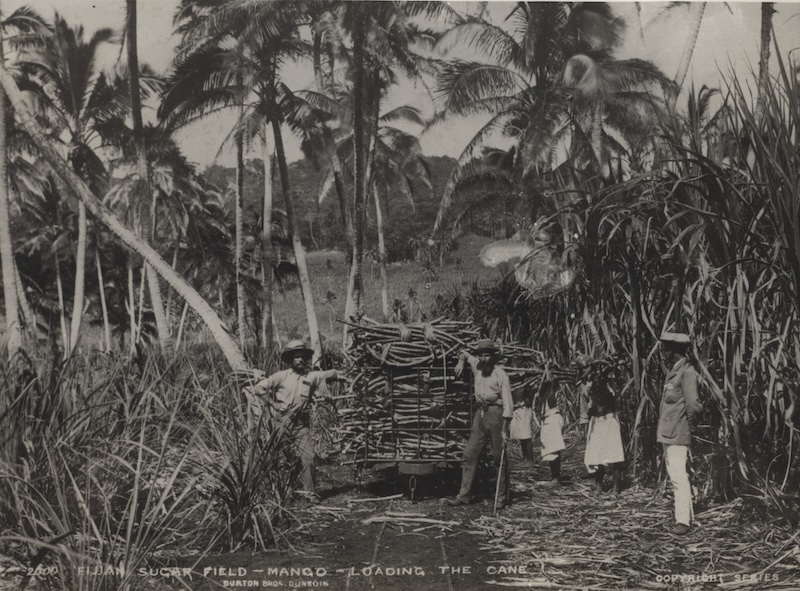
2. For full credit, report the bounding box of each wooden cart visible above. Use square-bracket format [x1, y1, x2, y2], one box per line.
[344, 364, 475, 500]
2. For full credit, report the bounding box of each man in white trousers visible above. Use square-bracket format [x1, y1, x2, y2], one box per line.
[657, 331, 704, 535]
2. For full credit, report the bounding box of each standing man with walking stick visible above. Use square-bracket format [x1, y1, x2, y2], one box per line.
[447, 339, 514, 511]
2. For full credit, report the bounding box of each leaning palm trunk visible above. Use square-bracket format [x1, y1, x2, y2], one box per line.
[272, 120, 322, 363]
[0, 64, 248, 371]
[373, 181, 390, 320]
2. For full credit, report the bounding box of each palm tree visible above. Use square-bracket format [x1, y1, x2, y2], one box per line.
[160, 37, 255, 351]
[431, 2, 673, 228]
[671, 2, 706, 98]
[312, 100, 432, 320]
[371, 108, 432, 319]
[0, 5, 48, 358]
[755, 2, 776, 122]
[125, 0, 170, 350]
[647, 2, 734, 105]
[561, 51, 675, 176]
[337, 0, 454, 343]
[0, 29, 17, 356]
[15, 176, 77, 351]
[0, 62, 248, 370]
[15, 14, 116, 355]
[169, 1, 324, 361]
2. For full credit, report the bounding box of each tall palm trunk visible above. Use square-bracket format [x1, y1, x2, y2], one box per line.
[313, 30, 324, 93]
[672, 2, 705, 103]
[235, 110, 246, 350]
[127, 260, 136, 355]
[344, 3, 369, 349]
[591, 104, 604, 175]
[13, 261, 34, 333]
[66, 193, 87, 354]
[95, 249, 111, 353]
[373, 181, 389, 320]
[175, 299, 189, 349]
[55, 251, 69, 353]
[755, 2, 775, 122]
[0, 64, 248, 370]
[313, 35, 353, 258]
[272, 120, 322, 363]
[0, 29, 20, 358]
[330, 141, 354, 255]
[260, 124, 274, 353]
[136, 263, 146, 345]
[165, 247, 178, 325]
[127, 0, 170, 351]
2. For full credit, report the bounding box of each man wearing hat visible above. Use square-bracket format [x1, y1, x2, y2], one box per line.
[447, 339, 514, 509]
[249, 340, 339, 501]
[658, 331, 703, 535]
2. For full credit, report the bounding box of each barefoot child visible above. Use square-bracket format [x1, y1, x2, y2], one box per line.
[577, 355, 624, 495]
[538, 378, 565, 485]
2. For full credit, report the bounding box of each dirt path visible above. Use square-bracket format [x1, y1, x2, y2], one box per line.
[182, 433, 799, 591]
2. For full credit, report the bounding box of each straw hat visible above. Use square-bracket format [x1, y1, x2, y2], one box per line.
[660, 331, 690, 345]
[472, 339, 499, 355]
[281, 340, 313, 364]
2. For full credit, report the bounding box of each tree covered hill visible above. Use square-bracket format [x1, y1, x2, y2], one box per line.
[202, 154, 457, 260]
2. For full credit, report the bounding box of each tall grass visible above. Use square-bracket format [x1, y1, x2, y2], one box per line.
[430, 54, 800, 518]
[0, 346, 299, 590]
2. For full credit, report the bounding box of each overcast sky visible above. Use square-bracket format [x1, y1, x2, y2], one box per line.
[6, 1, 800, 170]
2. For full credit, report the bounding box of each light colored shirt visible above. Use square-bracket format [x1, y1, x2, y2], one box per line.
[252, 369, 338, 413]
[657, 358, 702, 445]
[465, 353, 513, 418]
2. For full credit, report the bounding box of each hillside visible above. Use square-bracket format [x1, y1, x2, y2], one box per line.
[202, 154, 458, 260]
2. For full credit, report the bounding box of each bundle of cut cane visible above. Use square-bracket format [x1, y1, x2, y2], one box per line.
[338, 318, 576, 463]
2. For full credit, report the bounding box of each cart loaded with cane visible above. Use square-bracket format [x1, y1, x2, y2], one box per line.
[338, 318, 572, 500]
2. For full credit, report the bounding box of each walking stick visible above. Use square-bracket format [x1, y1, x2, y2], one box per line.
[494, 440, 508, 515]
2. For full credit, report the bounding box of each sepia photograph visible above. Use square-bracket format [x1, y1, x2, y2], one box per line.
[0, 1, 799, 589]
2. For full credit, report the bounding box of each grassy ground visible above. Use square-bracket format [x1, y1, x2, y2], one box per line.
[273, 234, 499, 347]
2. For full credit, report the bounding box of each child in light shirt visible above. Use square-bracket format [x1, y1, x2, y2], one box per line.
[538, 378, 565, 485]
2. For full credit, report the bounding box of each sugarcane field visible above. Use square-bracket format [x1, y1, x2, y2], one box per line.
[2, 1, 800, 590]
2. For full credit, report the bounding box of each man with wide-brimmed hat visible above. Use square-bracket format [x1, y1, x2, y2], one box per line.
[658, 331, 703, 535]
[249, 340, 338, 501]
[447, 339, 514, 510]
